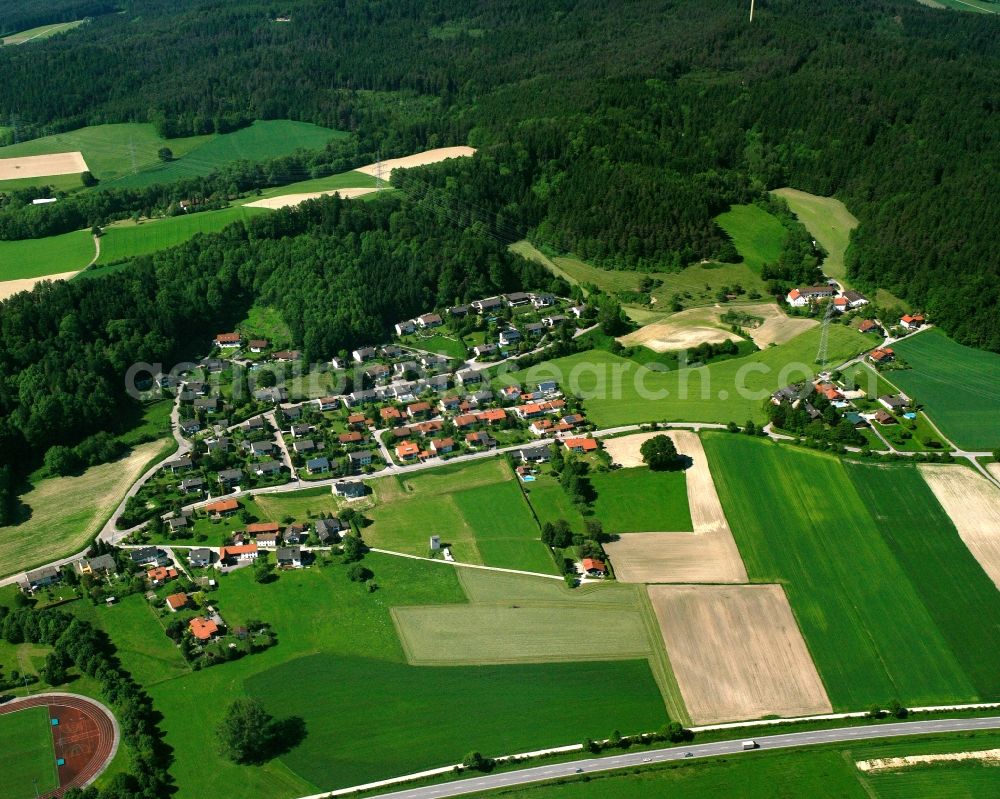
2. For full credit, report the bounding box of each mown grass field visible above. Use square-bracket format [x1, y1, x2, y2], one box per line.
[589, 468, 692, 532]
[0, 123, 212, 186]
[771, 188, 858, 282]
[248, 168, 377, 201]
[95, 206, 267, 264]
[521, 473, 587, 531]
[498, 325, 870, 427]
[846, 463, 1000, 698]
[399, 331, 468, 359]
[466, 732, 1000, 799]
[135, 555, 667, 798]
[366, 459, 557, 573]
[252, 486, 343, 522]
[0, 228, 94, 281]
[714, 204, 787, 273]
[0, 706, 58, 799]
[703, 433, 979, 709]
[109, 120, 345, 189]
[886, 329, 1000, 450]
[0, 439, 170, 579]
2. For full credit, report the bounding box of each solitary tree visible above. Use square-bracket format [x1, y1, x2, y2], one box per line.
[346, 563, 373, 583]
[640, 435, 681, 471]
[157, 147, 174, 161]
[217, 698, 273, 764]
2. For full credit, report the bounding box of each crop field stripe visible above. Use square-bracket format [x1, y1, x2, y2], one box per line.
[846, 462, 1000, 699]
[637, 586, 691, 725]
[702, 433, 977, 709]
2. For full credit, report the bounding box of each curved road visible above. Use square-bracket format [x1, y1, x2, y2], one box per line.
[356, 716, 1000, 799]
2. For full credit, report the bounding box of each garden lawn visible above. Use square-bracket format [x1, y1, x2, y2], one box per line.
[0, 229, 94, 280]
[714, 204, 787, 273]
[236, 304, 293, 350]
[0, 440, 170, 578]
[589, 468, 692, 532]
[0, 706, 58, 799]
[886, 329, 1000, 451]
[847, 463, 1000, 699]
[248, 654, 665, 790]
[110, 120, 346, 188]
[498, 325, 870, 427]
[400, 332, 468, 358]
[95, 206, 267, 264]
[771, 189, 858, 283]
[703, 433, 976, 709]
[253, 486, 344, 523]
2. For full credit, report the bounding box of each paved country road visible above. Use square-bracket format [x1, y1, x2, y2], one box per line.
[356, 716, 1000, 799]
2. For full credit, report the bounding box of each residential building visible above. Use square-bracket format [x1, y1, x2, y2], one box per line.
[531, 293, 556, 308]
[349, 450, 374, 470]
[253, 460, 282, 477]
[293, 439, 316, 454]
[900, 314, 926, 330]
[248, 339, 269, 353]
[430, 437, 454, 454]
[394, 320, 416, 336]
[189, 548, 213, 568]
[332, 481, 366, 499]
[214, 332, 241, 348]
[564, 437, 599, 453]
[217, 469, 243, 488]
[499, 328, 521, 346]
[352, 347, 377, 363]
[505, 291, 531, 307]
[189, 618, 219, 641]
[277, 546, 303, 568]
[417, 313, 443, 328]
[472, 296, 503, 313]
[130, 547, 163, 566]
[869, 347, 895, 365]
[166, 593, 188, 612]
[218, 544, 259, 564]
[307, 456, 330, 475]
[314, 517, 343, 543]
[582, 558, 606, 577]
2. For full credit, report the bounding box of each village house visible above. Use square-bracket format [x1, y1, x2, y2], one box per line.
[465, 431, 493, 449]
[869, 347, 895, 365]
[417, 313, 443, 329]
[352, 347, 377, 363]
[293, 439, 316, 454]
[166, 593, 188, 613]
[254, 386, 288, 404]
[505, 291, 532, 307]
[542, 314, 568, 327]
[531, 293, 556, 309]
[189, 548, 214, 568]
[568, 305, 585, 318]
[165, 456, 193, 473]
[873, 409, 897, 426]
[168, 516, 189, 534]
[349, 450, 374, 470]
[307, 456, 330, 475]
[456, 369, 482, 386]
[396, 441, 420, 460]
[214, 332, 242, 349]
[248, 339, 269, 353]
[189, 617, 220, 641]
[206, 437, 230, 455]
[217, 469, 243, 489]
[254, 460, 283, 478]
[277, 546, 303, 569]
[339, 430, 364, 445]
[480, 408, 508, 425]
[148, 565, 178, 585]
[179, 418, 201, 436]
[842, 290, 869, 309]
[347, 412, 370, 429]
[469, 389, 494, 406]
[381, 405, 403, 423]
[255, 531, 281, 548]
[218, 544, 259, 565]
[314, 517, 342, 543]
[582, 558, 607, 577]
[243, 416, 266, 432]
[439, 395, 462, 413]
[473, 343, 498, 359]
[283, 524, 309, 544]
[518, 444, 552, 463]
[23, 566, 61, 592]
[858, 319, 880, 334]
[430, 437, 454, 455]
[900, 314, 926, 331]
[332, 480, 366, 499]
[180, 477, 205, 494]
[564, 437, 599, 453]
[317, 396, 339, 411]
[74, 553, 117, 576]
[524, 322, 546, 338]
[246, 440, 275, 458]
[394, 320, 416, 336]
[130, 546, 166, 566]
[449, 304, 470, 317]
[499, 328, 521, 346]
[273, 350, 302, 362]
[785, 285, 836, 307]
[472, 296, 504, 313]
[879, 394, 908, 413]
[393, 360, 419, 378]
[406, 401, 432, 419]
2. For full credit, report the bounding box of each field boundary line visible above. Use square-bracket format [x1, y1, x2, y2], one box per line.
[368, 547, 563, 580]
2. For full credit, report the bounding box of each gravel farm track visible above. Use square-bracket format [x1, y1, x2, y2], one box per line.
[0, 693, 119, 798]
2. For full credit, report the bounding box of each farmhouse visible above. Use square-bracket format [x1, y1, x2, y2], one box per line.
[842, 290, 868, 308]
[785, 285, 835, 307]
[900, 314, 926, 330]
[218, 544, 259, 564]
[582, 558, 607, 577]
[214, 332, 241, 348]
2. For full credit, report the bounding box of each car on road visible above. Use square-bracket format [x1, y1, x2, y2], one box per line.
[684, 752, 693, 758]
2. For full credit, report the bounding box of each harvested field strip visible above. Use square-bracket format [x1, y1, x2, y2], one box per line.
[703, 433, 976, 708]
[848, 462, 1000, 699]
[857, 748, 1000, 773]
[648, 585, 831, 724]
[0, 151, 88, 180]
[918, 464, 1000, 591]
[243, 186, 381, 209]
[354, 146, 475, 177]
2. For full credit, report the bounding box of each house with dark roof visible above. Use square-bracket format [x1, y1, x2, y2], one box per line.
[189, 548, 214, 568]
[277, 546, 303, 568]
[307, 456, 330, 475]
[314, 517, 342, 544]
[217, 469, 243, 488]
[332, 481, 366, 499]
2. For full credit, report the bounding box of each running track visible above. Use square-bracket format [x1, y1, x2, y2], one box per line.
[0, 693, 120, 798]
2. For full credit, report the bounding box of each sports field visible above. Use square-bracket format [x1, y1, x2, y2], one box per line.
[0, 706, 58, 799]
[95, 206, 268, 264]
[366, 459, 556, 573]
[589, 468, 692, 533]
[0, 439, 168, 579]
[0, 228, 94, 281]
[714, 204, 787, 273]
[886, 329, 1000, 450]
[704, 433, 979, 709]
[498, 325, 870, 427]
[772, 188, 858, 282]
[461, 733, 1000, 798]
[139, 555, 668, 798]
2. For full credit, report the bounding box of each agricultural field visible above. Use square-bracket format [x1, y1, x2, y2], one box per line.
[588, 468, 692, 533]
[0, 706, 59, 799]
[498, 324, 870, 427]
[109, 120, 346, 189]
[771, 188, 858, 283]
[847, 463, 1000, 698]
[365, 459, 557, 573]
[392, 570, 656, 665]
[94, 206, 268, 265]
[465, 733, 1000, 799]
[521, 473, 587, 531]
[0, 228, 94, 281]
[1, 19, 85, 45]
[137, 555, 667, 798]
[0, 440, 169, 579]
[704, 433, 984, 709]
[714, 204, 787, 273]
[887, 329, 1000, 450]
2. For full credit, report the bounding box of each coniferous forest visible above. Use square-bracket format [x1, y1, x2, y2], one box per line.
[0, 0, 998, 483]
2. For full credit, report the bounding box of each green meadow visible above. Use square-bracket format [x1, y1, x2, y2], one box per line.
[0, 706, 58, 799]
[887, 329, 1000, 450]
[714, 204, 787, 273]
[704, 433, 983, 708]
[589, 468, 692, 533]
[771, 188, 858, 282]
[1, 19, 85, 45]
[0, 228, 94, 281]
[498, 325, 870, 427]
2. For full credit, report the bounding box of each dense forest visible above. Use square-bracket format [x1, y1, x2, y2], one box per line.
[0, 0, 996, 349]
